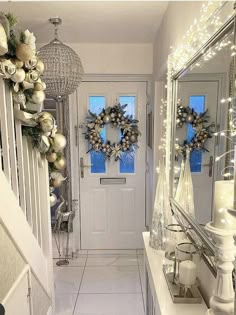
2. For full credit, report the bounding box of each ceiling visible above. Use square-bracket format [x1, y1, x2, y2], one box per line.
[0, 1, 168, 43]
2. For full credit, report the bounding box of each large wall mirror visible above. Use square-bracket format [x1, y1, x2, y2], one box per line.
[168, 2, 235, 227]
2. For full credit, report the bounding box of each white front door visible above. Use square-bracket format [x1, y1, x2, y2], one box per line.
[178, 79, 219, 224]
[78, 81, 146, 249]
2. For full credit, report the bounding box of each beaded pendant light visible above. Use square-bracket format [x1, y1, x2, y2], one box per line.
[39, 17, 84, 99]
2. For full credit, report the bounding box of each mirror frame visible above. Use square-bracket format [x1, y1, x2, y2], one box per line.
[165, 1, 236, 275]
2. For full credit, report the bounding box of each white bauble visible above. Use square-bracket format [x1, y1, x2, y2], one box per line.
[31, 90, 45, 104]
[36, 60, 45, 74]
[50, 193, 58, 207]
[0, 23, 8, 55]
[11, 68, 26, 83]
[52, 134, 67, 152]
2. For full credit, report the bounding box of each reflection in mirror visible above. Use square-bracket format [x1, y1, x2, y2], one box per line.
[173, 28, 235, 225]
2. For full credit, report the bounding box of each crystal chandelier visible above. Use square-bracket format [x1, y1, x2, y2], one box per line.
[38, 17, 84, 99]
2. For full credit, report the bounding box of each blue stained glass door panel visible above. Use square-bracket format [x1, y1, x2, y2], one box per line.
[119, 96, 136, 174]
[89, 96, 106, 173]
[187, 95, 205, 173]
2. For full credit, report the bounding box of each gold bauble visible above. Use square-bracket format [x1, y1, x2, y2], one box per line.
[51, 178, 63, 188]
[54, 157, 66, 170]
[34, 80, 46, 91]
[36, 60, 45, 74]
[16, 43, 34, 62]
[34, 81, 44, 91]
[46, 152, 57, 163]
[38, 112, 53, 121]
[11, 58, 24, 68]
[31, 90, 45, 104]
[52, 133, 67, 152]
[40, 118, 54, 132]
[11, 68, 26, 83]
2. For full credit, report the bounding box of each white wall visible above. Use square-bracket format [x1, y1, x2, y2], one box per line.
[39, 43, 153, 75]
[153, 1, 204, 81]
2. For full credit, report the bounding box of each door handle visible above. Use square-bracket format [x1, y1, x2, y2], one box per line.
[80, 157, 92, 178]
[203, 155, 213, 177]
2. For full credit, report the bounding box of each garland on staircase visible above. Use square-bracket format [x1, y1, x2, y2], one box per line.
[0, 13, 67, 192]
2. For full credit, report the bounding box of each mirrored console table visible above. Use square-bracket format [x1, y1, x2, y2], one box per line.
[143, 232, 208, 315]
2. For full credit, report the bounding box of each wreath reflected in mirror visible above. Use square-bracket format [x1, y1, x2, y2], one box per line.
[84, 103, 141, 161]
[175, 101, 215, 159]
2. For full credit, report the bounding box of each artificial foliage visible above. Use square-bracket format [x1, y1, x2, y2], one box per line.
[84, 103, 141, 161]
[0, 12, 67, 193]
[175, 103, 214, 158]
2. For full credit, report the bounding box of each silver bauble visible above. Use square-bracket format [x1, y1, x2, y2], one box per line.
[130, 135, 137, 143]
[103, 115, 111, 123]
[186, 114, 194, 123]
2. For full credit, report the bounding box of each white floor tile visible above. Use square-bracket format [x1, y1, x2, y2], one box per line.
[53, 257, 87, 267]
[86, 255, 138, 266]
[77, 250, 88, 255]
[87, 249, 137, 255]
[136, 249, 144, 255]
[74, 293, 144, 315]
[80, 266, 141, 294]
[54, 267, 84, 294]
[138, 255, 144, 266]
[139, 267, 145, 293]
[55, 293, 77, 315]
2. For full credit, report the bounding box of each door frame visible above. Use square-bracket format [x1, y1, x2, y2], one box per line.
[69, 74, 153, 251]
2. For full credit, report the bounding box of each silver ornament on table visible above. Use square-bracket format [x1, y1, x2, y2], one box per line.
[103, 115, 111, 123]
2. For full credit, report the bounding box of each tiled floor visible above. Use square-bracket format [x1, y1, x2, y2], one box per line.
[54, 250, 145, 315]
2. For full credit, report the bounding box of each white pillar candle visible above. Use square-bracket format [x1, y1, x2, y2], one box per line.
[213, 180, 236, 230]
[179, 260, 197, 286]
[165, 239, 177, 255]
